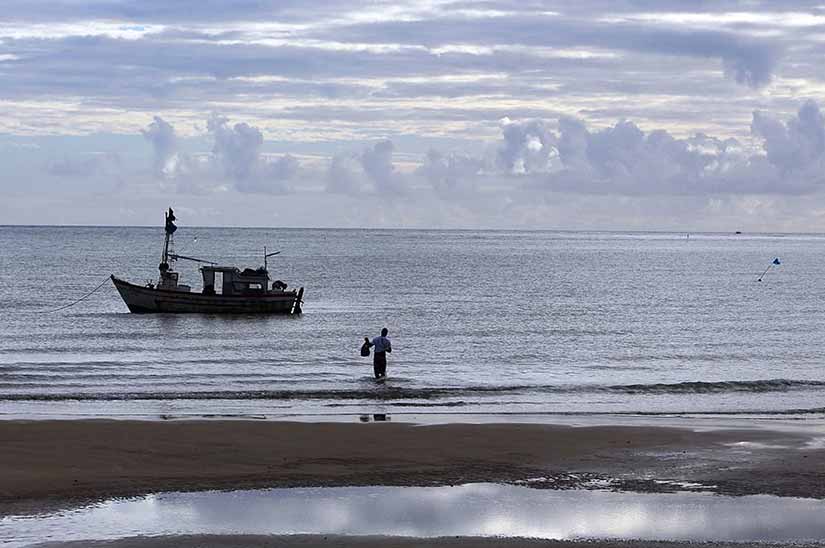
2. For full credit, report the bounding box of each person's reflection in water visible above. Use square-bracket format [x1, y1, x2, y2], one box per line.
[358, 414, 391, 422]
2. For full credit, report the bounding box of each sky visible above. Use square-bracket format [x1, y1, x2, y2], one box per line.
[3, 0, 825, 230]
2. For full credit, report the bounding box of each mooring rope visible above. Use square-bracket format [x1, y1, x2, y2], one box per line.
[47, 276, 112, 313]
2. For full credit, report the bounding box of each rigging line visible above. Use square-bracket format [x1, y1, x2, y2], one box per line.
[47, 276, 112, 313]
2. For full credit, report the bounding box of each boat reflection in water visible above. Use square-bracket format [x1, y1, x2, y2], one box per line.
[111, 208, 304, 314]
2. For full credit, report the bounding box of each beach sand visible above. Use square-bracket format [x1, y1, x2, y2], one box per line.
[2, 419, 824, 517]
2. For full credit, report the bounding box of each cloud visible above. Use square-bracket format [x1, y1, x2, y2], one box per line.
[6, 1, 825, 231]
[140, 115, 299, 194]
[45, 152, 122, 178]
[141, 116, 177, 178]
[322, 13, 782, 87]
[418, 149, 487, 196]
[208, 115, 263, 182]
[238, 154, 300, 194]
[326, 154, 366, 195]
[141, 101, 825, 203]
[46, 97, 825, 213]
[0, 0, 809, 151]
[368, 100, 823, 202]
[140, 116, 207, 193]
[20, 95, 825, 231]
[326, 140, 407, 196]
[721, 42, 778, 88]
[547, 119, 755, 194]
[751, 99, 825, 173]
[207, 115, 297, 194]
[0, 0, 363, 23]
[497, 119, 557, 174]
[361, 140, 407, 194]
[508, 101, 825, 195]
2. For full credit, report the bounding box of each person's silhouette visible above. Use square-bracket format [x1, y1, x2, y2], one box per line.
[365, 328, 392, 379]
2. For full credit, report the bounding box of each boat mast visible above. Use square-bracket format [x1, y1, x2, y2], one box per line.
[160, 207, 177, 273]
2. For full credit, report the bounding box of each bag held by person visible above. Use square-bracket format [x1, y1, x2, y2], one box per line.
[360, 337, 371, 357]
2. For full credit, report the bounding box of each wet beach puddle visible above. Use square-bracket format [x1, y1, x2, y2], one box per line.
[4, 484, 825, 546]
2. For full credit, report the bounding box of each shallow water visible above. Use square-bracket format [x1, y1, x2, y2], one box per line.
[3, 484, 825, 546]
[2, 227, 825, 418]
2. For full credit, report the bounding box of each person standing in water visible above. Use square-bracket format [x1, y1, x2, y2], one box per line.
[366, 327, 392, 379]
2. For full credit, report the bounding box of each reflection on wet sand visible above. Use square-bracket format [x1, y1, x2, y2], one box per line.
[359, 414, 390, 422]
[3, 484, 825, 547]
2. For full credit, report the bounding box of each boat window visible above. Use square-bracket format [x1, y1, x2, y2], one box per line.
[214, 272, 223, 294]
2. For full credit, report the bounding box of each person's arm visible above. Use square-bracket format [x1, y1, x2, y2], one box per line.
[385, 340, 392, 353]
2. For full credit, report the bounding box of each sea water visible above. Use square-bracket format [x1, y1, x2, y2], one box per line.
[1, 227, 824, 419]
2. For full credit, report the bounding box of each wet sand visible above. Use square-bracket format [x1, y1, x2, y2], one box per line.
[29, 535, 825, 548]
[2, 419, 824, 516]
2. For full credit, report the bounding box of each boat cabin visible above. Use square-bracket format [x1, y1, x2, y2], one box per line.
[157, 264, 191, 292]
[201, 266, 276, 295]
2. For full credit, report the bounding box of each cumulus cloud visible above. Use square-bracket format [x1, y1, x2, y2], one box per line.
[497, 119, 558, 174]
[132, 101, 825, 205]
[208, 115, 263, 182]
[418, 149, 487, 196]
[326, 154, 366, 195]
[140, 116, 205, 192]
[141, 115, 299, 194]
[238, 154, 300, 194]
[316, 103, 825, 214]
[751, 99, 825, 173]
[548, 119, 754, 194]
[12, 99, 825, 230]
[502, 101, 825, 195]
[361, 140, 406, 194]
[141, 116, 177, 178]
[326, 140, 407, 196]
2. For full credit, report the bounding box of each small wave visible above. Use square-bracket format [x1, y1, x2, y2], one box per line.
[1, 378, 823, 402]
[607, 379, 825, 394]
[621, 407, 825, 416]
[0, 388, 466, 401]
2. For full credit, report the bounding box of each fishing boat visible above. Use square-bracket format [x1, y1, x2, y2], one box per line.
[111, 208, 304, 314]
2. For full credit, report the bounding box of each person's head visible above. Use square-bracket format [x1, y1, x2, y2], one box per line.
[381, 327, 388, 337]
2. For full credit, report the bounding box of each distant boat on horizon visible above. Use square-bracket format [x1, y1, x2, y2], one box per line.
[111, 208, 304, 314]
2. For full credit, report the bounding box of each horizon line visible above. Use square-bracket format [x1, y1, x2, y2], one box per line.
[0, 224, 821, 236]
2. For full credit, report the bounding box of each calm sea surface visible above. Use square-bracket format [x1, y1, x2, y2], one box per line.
[1, 226, 824, 420]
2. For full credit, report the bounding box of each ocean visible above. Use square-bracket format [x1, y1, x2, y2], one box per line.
[1, 226, 823, 420]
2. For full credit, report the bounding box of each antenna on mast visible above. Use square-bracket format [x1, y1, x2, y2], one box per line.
[264, 246, 281, 271]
